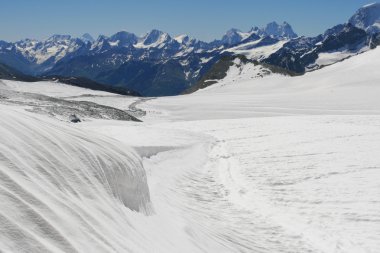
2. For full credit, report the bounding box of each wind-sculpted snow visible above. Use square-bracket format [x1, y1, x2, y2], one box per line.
[1, 43, 380, 253]
[0, 105, 151, 252]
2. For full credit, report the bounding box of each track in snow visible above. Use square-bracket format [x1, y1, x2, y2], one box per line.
[1, 47, 380, 253]
[139, 116, 380, 253]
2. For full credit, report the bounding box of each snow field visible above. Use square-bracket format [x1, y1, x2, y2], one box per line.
[0, 45, 380, 253]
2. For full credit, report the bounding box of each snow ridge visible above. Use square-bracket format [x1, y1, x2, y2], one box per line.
[349, 2, 380, 33]
[0, 106, 152, 252]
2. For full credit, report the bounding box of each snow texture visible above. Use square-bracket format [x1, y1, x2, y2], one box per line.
[0, 105, 152, 252]
[1, 47, 380, 252]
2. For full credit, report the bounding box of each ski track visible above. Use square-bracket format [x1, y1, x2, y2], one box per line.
[138, 116, 380, 253]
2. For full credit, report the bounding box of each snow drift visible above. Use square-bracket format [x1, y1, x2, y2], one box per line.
[0, 105, 151, 252]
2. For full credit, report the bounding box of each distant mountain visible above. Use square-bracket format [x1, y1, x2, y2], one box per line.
[349, 3, 380, 34]
[220, 29, 252, 46]
[42, 76, 141, 96]
[211, 22, 297, 48]
[0, 22, 298, 96]
[261, 21, 298, 39]
[138, 30, 172, 47]
[0, 62, 140, 96]
[0, 3, 379, 96]
[109, 31, 138, 47]
[264, 23, 370, 73]
[96, 60, 188, 96]
[21, 35, 85, 65]
[0, 62, 38, 81]
[81, 33, 95, 43]
[185, 54, 298, 94]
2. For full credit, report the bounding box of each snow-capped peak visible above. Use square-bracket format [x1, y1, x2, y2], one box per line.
[221, 28, 252, 45]
[263, 21, 298, 39]
[80, 33, 95, 43]
[47, 34, 72, 42]
[109, 31, 138, 47]
[135, 29, 171, 48]
[250, 26, 261, 34]
[12, 35, 84, 66]
[90, 35, 111, 51]
[248, 22, 298, 39]
[145, 30, 168, 44]
[174, 34, 189, 44]
[217, 22, 297, 47]
[174, 35, 198, 48]
[349, 2, 380, 34]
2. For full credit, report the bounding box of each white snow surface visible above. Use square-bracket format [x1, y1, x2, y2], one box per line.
[224, 39, 287, 61]
[0, 105, 152, 252]
[1, 48, 380, 252]
[202, 58, 276, 90]
[141, 47, 380, 121]
[310, 44, 370, 70]
[0, 79, 114, 97]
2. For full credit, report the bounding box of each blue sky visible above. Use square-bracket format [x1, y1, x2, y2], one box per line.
[0, 0, 375, 42]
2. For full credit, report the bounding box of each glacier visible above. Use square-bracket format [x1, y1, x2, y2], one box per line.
[0, 45, 380, 252]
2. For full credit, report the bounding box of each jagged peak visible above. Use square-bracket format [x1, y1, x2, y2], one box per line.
[109, 31, 138, 46]
[47, 34, 72, 42]
[111, 31, 137, 38]
[265, 21, 298, 39]
[142, 29, 171, 46]
[265, 21, 279, 27]
[15, 38, 38, 44]
[225, 28, 241, 34]
[144, 29, 167, 37]
[219, 28, 251, 45]
[81, 33, 95, 43]
[96, 35, 108, 41]
[174, 34, 190, 44]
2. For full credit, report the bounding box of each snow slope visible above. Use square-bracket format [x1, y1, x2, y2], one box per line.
[141, 47, 380, 121]
[74, 47, 380, 252]
[0, 80, 114, 97]
[124, 115, 380, 253]
[0, 105, 153, 252]
[1, 47, 380, 252]
[313, 45, 369, 68]
[125, 48, 380, 252]
[224, 39, 287, 61]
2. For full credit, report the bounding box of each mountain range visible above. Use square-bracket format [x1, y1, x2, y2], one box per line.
[0, 3, 380, 96]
